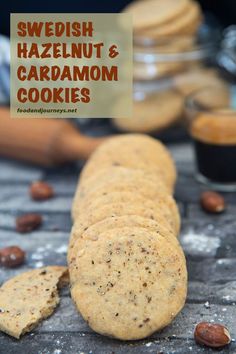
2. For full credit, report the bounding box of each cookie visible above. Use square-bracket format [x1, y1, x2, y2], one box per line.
[79, 134, 176, 192]
[78, 165, 169, 195]
[190, 86, 230, 110]
[68, 215, 178, 283]
[68, 134, 186, 340]
[112, 90, 184, 132]
[69, 195, 180, 264]
[76, 189, 179, 234]
[174, 68, 230, 97]
[75, 165, 170, 210]
[0, 266, 69, 339]
[137, 1, 201, 38]
[69, 193, 180, 261]
[73, 178, 175, 227]
[124, 0, 189, 30]
[72, 182, 179, 224]
[70, 227, 187, 340]
[78, 164, 172, 198]
[81, 215, 177, 243]
[68, 199, 176, 263]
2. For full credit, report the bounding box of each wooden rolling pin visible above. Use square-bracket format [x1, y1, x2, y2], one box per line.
[0, 107, 105, 166]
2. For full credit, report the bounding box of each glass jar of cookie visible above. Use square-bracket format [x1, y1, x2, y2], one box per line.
[112, 0, 229, 135]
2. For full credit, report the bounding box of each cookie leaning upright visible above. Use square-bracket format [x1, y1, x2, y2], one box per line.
[78, 134, 177, 191]
[72, 134, 177, 221]
[71, 228, 187, 340]
[68, 134, 187, 340]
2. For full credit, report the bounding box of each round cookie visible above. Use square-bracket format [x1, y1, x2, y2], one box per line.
[69, 200, 176, 262]
[175, 14, 202, 36]
[70, 227, 187, 340]
[68, 213, 173, 266]
[78, 165, 169, 195]
[76, 165, 169, 207]
[174, 68, 230, 97]
[70, 194, 180, 260]
[73, 180, 179, 233]
[82, 215, 176, 243]
[77, 167, 172, 205]
[124, 0, 189, 30]
[68, 215, 178, 282]
[138, 1, 201, 38]
[69, 190, 180, 256]
[72, 188, 180, 235]
[72, 188, 180, 228]
[79, 134, 176, 192]
[112, 90, 184, 133]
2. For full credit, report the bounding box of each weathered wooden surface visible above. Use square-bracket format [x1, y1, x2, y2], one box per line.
[0, 138, 236, 354]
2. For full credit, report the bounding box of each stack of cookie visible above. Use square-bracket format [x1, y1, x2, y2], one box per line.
[125, 0, 202, 40]
[68, 134, 187, 340]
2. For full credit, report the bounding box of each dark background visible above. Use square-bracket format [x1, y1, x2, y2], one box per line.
[0, 0, 235, 37]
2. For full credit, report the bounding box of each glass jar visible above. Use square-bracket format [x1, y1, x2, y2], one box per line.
[112, 24, 224, 135]
[186, 86, 236, 191]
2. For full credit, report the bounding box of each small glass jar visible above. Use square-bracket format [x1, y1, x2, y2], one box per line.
[186, 86, 236, 191]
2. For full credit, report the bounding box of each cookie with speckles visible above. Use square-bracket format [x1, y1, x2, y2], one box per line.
[79, 134, 176, 193]
[74, 190, 179, 237]
[73, 184, 179, 231]
[70, 227, 187, 340]
[78, 165, 169, 196]
[72, 188, 180, 235]
[68, 215, 179, 283]
[68, 199, 176, 264]
[73, 166, 171, 217]
[0, 266, 69, 339]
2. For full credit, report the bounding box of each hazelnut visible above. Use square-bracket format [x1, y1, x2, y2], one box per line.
[194, 322, 231, 348]
[30, 181, 54, 201]
[0, 246, 25, 268]
[16, 213, 42, 233]
[200, 191, 225, 213]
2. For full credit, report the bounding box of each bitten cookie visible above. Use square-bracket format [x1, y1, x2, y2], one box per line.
[0, 266, 69, 339]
